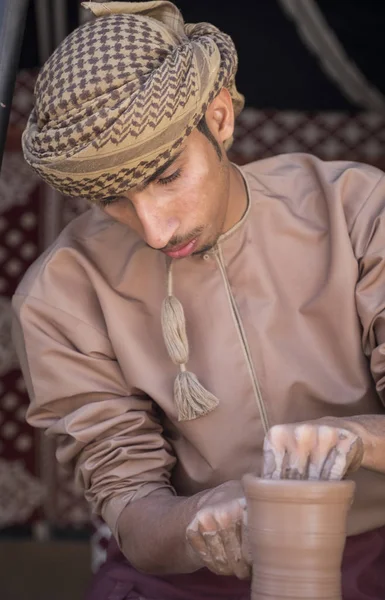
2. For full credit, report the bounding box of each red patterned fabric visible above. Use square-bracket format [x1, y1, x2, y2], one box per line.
[231, 109, 385, 168]
[0, 71, 90, 535]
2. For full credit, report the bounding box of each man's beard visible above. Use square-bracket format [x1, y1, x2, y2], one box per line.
[192, 237, 219, 255]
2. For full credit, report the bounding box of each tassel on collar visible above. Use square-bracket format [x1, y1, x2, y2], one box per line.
[161, 257, 219, 421]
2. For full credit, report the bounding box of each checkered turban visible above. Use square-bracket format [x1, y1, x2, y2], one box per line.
[22, 1, 244, 202]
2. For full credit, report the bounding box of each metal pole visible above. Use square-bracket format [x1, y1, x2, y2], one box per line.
[34, 0, 52, 63]
[52, 0, 68, 48]
[0, 0, 30, 171]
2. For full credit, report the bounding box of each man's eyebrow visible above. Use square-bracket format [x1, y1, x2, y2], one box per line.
[140, 150, 183, 189]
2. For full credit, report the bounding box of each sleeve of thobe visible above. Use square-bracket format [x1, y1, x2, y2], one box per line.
[348, 168, 385, 405]
[12, 293, 176, 538]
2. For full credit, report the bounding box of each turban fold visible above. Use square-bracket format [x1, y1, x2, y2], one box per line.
[22, 1, 244, 202]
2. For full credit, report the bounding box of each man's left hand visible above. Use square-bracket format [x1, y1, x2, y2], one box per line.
[262, 420, 364, 480]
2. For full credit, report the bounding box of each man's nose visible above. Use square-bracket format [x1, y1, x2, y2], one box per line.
[134, 196, 180, 249]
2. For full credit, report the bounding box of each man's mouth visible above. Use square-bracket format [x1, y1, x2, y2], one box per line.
[161, 237, 199, 259]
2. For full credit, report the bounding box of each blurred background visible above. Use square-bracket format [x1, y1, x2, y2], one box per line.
[1, 1, 385, 598]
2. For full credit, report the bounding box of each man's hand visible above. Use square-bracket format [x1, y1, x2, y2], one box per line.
[186, 496, 251, 580]
[263, 421, 364, 480]
[118, 480, 251, 576]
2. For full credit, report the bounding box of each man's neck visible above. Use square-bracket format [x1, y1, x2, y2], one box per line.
[222, 163, 248, 233]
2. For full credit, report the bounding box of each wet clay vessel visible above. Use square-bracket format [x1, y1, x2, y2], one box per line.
[243, 475, 355, 600]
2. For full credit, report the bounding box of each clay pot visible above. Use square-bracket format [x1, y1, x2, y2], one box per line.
[242, 475, 355, 600]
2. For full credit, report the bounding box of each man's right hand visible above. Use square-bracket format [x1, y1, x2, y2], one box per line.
[185, 495, 251, 579]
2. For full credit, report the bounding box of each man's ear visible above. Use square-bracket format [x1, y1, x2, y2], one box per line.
[205, 88, 234, 144]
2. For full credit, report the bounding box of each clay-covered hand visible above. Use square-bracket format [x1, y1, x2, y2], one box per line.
[262, 421, 364, 480]
[185, 497, 251, 579]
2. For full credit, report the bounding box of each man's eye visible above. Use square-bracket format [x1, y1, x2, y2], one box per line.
[100, 197, 116, 206]
[100, 196, 120, 207]
[158, 168, 182, 186]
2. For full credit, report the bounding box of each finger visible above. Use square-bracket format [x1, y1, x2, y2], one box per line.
[319, 447, 339, 479]
[196, 508, 235, 575]
[323, 432, 363, 480]
[186, 516, 212, 565]
[218, 521, 251, 580]
[187, 519, 233, 576]
[263, 425, 289, 479]
[186, 527, 211, 565]
[284, 424, 315, 479]
[336, 431, 364, 473]
[210, 500, 243, 529]
[345, 435, 364, 473]
[308, 426, 338, 479]
[201, 529, 233, 575]
[197, 500, 249, 577]
[195, 508, 221, 531]
[262, 446, 278, 479]
[187, 508, 224, 563]
[210, 501, 249, 577]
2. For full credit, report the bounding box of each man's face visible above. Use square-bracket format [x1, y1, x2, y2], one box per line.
[101, 127, 232, 258]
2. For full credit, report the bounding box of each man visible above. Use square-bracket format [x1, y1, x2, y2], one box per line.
[12, 2, 385, 598]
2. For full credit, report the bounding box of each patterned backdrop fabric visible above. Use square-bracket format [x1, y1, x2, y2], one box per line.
[1, 69, 385, 567]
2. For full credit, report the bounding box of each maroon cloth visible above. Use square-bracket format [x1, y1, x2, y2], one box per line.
[86, 527, 385, 600]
